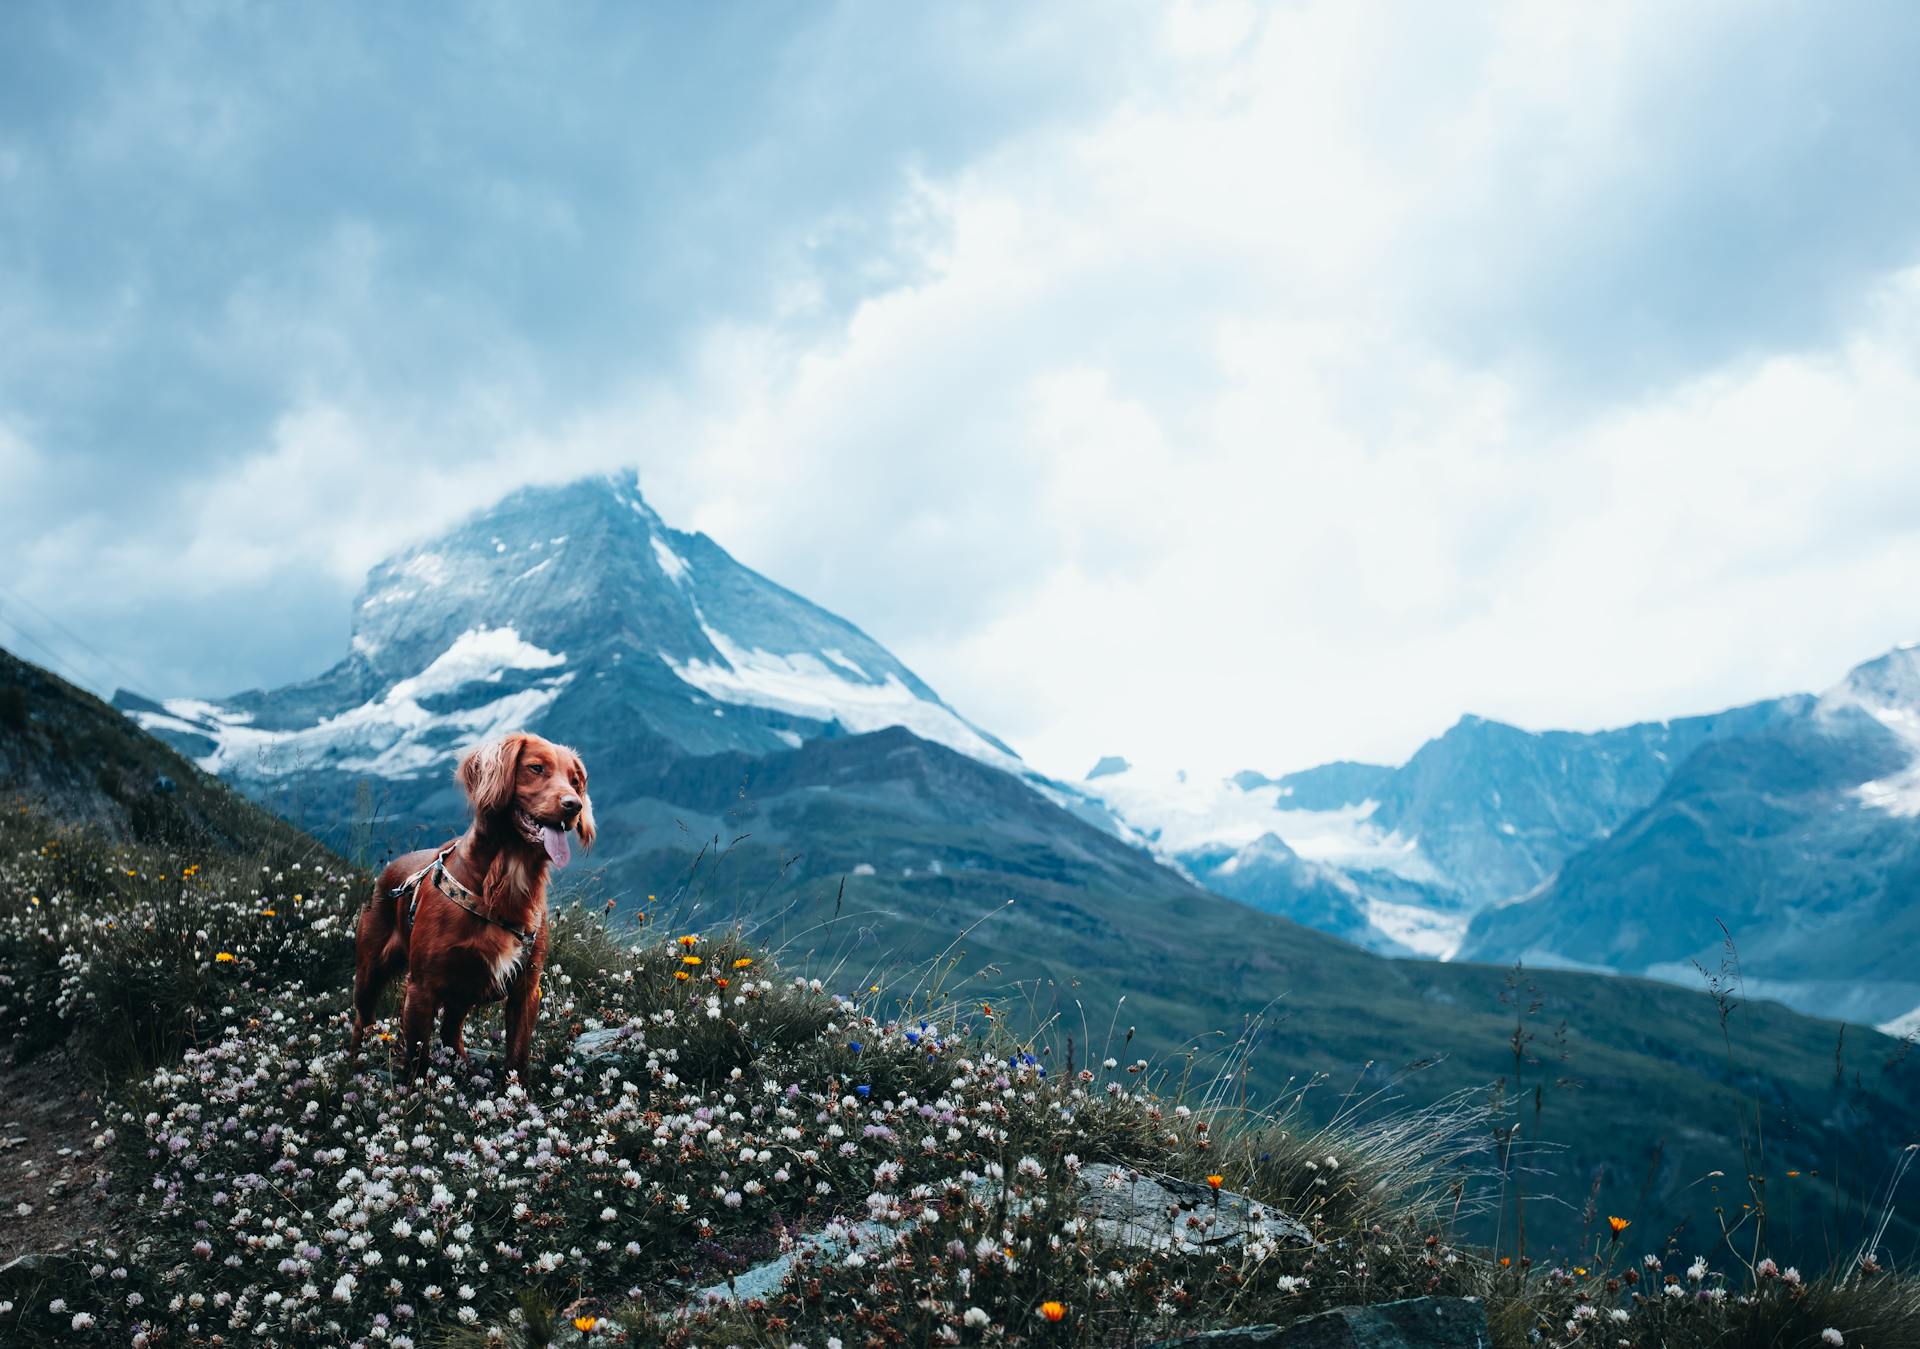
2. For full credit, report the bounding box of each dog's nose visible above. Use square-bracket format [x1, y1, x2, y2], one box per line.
[560, 795, 582, 818]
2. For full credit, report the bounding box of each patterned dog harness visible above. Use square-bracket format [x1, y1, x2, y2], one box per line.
[390, 847, 539, 945]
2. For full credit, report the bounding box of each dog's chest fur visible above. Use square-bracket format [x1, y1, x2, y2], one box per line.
[454, 918, 540, 999]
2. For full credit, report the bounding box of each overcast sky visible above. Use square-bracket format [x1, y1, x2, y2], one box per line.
[5, 0, 1920, 780]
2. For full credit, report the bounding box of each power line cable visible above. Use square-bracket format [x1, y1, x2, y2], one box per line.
[0, 583, 151, 695]
[0, 605, 94, 689]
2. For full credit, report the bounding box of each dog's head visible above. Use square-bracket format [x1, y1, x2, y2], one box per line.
[457, 732, 596, 858]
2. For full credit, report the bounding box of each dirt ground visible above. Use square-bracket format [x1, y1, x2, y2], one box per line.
[0, 1061, 114, 1263]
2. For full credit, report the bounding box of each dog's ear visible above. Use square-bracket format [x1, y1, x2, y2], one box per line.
[570, 750, 595, 850]
[457, 734, 526, 816]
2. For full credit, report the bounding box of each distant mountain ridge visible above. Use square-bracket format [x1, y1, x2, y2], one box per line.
[1461, 644, 1920, 1026]
[1085, 647, 1920, 1025]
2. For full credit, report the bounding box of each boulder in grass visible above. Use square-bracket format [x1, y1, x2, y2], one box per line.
[1076, 1163, 1315, 1253]
[572, 1025, 642, 1061]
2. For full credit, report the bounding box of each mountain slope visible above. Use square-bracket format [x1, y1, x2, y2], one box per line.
[2, 645, 314, 854]
[592, 726, 1920, 1260]
[1462, 646, 1920, 1025]
[1368, 699, 1805, 906]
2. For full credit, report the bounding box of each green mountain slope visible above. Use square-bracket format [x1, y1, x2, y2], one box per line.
[1, 646, 314, 854]
[589, 726, 1920, 1260]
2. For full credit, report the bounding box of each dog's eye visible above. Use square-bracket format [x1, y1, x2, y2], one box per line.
[527, 762, 546, 776]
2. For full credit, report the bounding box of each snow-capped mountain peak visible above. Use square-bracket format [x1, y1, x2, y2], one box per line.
[119, 471, 1024, 785]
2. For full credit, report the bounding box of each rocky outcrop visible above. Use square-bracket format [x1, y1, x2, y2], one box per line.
[1075, 1163, 1313, 1253]
[679, 1163, 1314, 1313]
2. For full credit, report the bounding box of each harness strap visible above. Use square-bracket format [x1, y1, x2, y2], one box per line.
[390, 847, 540, 945]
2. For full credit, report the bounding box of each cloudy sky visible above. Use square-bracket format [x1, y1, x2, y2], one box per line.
[5, 1, 1920, 780]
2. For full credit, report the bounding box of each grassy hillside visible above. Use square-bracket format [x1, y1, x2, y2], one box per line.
[578, 728, 1920, 1265]
[2, 790, 1916, 1347]
[1, 646, 316, 856]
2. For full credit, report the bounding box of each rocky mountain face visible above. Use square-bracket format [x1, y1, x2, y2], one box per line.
[1082, 700, 1798, 960]
[1366, 700, 1806, 907]
[116, 471, 1125, 840]
[1461, 646, 1920, 1027]
[121, 472, 1007, 771]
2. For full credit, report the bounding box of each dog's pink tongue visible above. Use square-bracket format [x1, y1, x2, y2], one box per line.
[543, 825, 572, 869]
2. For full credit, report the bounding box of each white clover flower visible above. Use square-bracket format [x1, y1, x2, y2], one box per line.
[964, 1307, 990, 1328]
[1823, 1330, 1845, 1346]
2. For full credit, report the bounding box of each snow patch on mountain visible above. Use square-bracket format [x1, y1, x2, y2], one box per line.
[128, 626, 572, 779]
[651, 536, 691, 585]
[665, 620, 1024, 774]
[1362, 897, 1467, 959]
[1084, 763, 1436, 881]
[1880, 1003, 1920, 1039]
[1819, 643, 1920, 817]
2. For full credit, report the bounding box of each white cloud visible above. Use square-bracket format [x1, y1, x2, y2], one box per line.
[591, 3, 1920, 779]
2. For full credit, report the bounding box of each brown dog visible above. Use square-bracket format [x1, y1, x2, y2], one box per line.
[350, 732, 594, 1079]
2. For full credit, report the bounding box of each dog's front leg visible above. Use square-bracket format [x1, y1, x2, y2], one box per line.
[400, 981, 438, 1081]
[502, 960, 541, 1076]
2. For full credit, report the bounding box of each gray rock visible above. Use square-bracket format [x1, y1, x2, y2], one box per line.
[572, 1025, 643, 1061]
[677, 1164, 1312, 1315]
[1149, 1297, 1487, 1349]
[686, 1216, 899, 1308]
[0, 1252, 54, 1277]
[1077, 1163, 1315, 1253]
